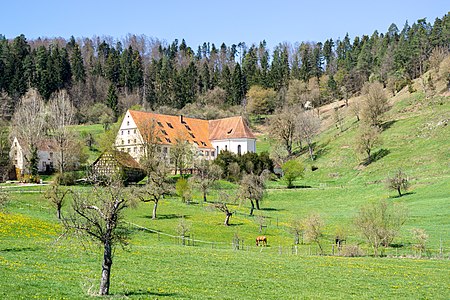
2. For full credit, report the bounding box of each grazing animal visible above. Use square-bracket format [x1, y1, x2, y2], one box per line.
[256, 236, 267, 246]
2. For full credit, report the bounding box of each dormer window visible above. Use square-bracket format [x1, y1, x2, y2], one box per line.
[161, 130, 168, 135]
[227, 129, 233, 134]
[185, 124, 191, 131]
[201, 141, 206, 146]
[165, 137, 171, 143]
[167, 122, 173, 129]
[157, 121, 163, 127]
[189, 132, 195, 138]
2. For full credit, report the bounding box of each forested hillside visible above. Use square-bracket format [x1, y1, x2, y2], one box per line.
[0, 14, 448, 122]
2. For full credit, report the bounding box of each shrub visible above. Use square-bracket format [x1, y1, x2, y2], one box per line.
[55, 171, 83, 186]
[340, 244, 365, 257]
[281, 159, 304, 188]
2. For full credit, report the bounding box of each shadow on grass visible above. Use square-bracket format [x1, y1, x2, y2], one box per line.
[145, 214, 189, 220]
[121, 289, 178, 297]
[0, 247, 38, 252]
[226, 222, 244, 226]
[380, 120, 397, 131]
[260, 207, 285, 212]
[362, 149, 390, 166]
[389, 191, 415, 198]
[286, 185, 313, 189]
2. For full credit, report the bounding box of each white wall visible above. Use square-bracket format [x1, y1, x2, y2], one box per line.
[212, 138, 256, 157]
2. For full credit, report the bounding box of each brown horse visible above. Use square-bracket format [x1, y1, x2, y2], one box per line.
[256, 236, 267, 246]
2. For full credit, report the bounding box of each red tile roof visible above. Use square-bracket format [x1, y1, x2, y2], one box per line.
[128, 110, 255, 149]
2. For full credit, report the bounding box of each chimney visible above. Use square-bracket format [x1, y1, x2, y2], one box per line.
[180, 115, 186, 124]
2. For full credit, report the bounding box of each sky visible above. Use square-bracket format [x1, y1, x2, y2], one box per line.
[1, 0, 448, 50]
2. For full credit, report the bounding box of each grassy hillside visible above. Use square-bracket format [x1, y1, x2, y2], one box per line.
[1, 80, 449, 298]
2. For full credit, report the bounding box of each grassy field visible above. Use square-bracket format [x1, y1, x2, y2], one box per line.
[1, 88, 449, 298]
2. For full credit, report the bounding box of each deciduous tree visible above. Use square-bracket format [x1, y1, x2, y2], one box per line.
[386, 169, 409, 197]
[238, 171, 268, 215]
[360, 82, 389, 126]
[193, 160, 223, 202]
[303, 213, 325, 255]
[281, 159, 304, 188]
[62, 180, 134, 295]
[355, 122, 381, 163]
[354, 199, 408, 256]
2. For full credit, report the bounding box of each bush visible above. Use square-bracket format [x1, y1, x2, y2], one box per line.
[281, 159, 304, 188]
[55, 171, 83, 186]
[339, 244, 365, 257]
[214, 151, 274, 181]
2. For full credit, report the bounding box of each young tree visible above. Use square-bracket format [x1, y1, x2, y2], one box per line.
[238, 171, 268, 215]
[297, 110, 321, 160]
[0, 190, 9, 211]
[193, 160, 223, 202]
[281, 159, 304, 188]
[289, 218, 304, 245]
[47, 90, 76, 174]
[62, 180, 133, 295]
[45, 182, 71, 220]
[176, 177, 192, 203]
[386, 169, 410, 197]
[354, 199, 408, 256]
[356, 122, 381, 163]
[246, 85, 276, 116]
[136, 158, 172, 219]
[360, 82, 389, 127]
[411, 228, 428, 256]
[303, 213, 325, 255]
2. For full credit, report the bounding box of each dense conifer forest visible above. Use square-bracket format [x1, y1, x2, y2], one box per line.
[0, 14, 448, 122]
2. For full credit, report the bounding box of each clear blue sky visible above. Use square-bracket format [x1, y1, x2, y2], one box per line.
[1, 0, 448, 50]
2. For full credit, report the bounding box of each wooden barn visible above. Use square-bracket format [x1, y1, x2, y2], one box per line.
[91, 150, 145, 184]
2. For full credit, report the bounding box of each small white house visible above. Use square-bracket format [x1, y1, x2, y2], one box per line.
[115, 110, 256, 162]
[10, 137, 56, 176]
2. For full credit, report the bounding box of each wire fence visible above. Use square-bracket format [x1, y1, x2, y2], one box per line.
[126, 221, 450, 259]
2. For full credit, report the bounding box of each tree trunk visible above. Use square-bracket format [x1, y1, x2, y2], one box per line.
[308, 144, 314, 161]
[224, 213, 232, 226]
[203, 191, 207, 202]
[152, 200, 158, 220]
[255, 200, 260, 210]
[99, 240, 113, 295]
[397, 187, 402, 197]
[57, 206, 62, 220]
[249, 200, 255, 216]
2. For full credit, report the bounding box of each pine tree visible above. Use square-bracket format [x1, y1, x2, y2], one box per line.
[106, 84, 119, 118]
[70, 43, 85, 83]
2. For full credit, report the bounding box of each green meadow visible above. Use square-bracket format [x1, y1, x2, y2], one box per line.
[1, 89, 449, 298]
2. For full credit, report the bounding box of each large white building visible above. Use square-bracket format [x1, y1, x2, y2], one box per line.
[10, 137, 56, 176]
[115, 109, 256, 161]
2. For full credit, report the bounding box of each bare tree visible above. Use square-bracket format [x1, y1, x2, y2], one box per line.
[193, 160, 222, 202]
[269, 105, 300, 156]
[62, 180, 133, 295]
[354, 199, 408, 257]
[360, 82, 389, 127]
[170, 138, 196, 175]
[386, 169, 409, 197]
[303, 213, 325, 255]
[135, 158, 172, 219]
[0, 190, 9, 211]
[47, 90, 76, 174]
[45, 182, 71, 219]
[411, 228, 429, 256]
[289, 218, 304, 245]
[238, 171, 268, 215]
[356, 122, 381, 163]
[297, 110, 321, 161]
[135, 117, 160, 161]
[214, 202, 233, 226]
[10, 89, 46, 175]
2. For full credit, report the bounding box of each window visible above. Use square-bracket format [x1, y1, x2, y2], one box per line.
[166, 122, 173, 128]
[134, 129, 136, 134]
[121, 130, 124, 135]
[165, 137, 171, 143]
[216, 146, 219, 154]
[134, 139, 137, 143]
[185, 124, 191, 131]
[201, 141, 206, 146]
[128, 140, 131, 144]
[205, 151, 209, 157]
[121, 140, 124, 145]
[163, 147, 168, 154]
[237, 145, 242, 155]
[157, 121, 163, 127]
[49, 152, 53, 159]
[156, 137, 162, 142]
[189, 132, 195, 138]
[193, 141, 199, 146]
[227, 129, 233, 134]
[42, 162, 46, 168]
[133, 147, 137, 152]
[225, 145, 228, 151]
[127, 121, 130, 126]
[127, 130, 130, 135]
[161, 130, 168, 135]
[211, 151, 215, 157]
